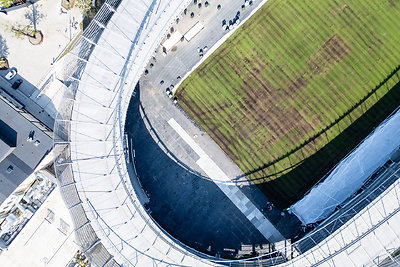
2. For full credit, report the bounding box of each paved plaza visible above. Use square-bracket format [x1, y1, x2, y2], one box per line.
[0, 0, 82, 86]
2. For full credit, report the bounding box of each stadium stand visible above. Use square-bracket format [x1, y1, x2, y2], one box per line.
[52, 0, 400, 265]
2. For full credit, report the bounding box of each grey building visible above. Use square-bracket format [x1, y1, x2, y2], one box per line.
[0, 95, 53, 205]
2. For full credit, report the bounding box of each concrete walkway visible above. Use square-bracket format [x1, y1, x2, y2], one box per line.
[0, 0, 82, 87]
[126, 89, 270, 257]
[168, 118, 284, 242]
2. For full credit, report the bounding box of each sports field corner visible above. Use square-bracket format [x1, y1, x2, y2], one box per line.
[175, 0, 400, 208]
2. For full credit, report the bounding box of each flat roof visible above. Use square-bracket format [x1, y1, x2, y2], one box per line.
[0, 97, 52, 204]
[0, 120, 17, 148]
[184, 22, 204, 41]
[0, 187, 80, 266]
[0, 71, 54, 132]
[162, 31, 182, 51]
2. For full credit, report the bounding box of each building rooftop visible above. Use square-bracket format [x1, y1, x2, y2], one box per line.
[0, 187, 80, 266]
[0, 120, 17, 162]
[0, 97, 52, 204]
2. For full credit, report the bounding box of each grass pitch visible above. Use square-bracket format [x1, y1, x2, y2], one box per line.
[176, 0, 400, 208]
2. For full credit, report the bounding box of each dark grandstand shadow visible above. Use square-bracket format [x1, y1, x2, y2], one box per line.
[0, 34, 9, 60]
[249, 69, 400, 209]
[137, 103, 213, 183]
[124, 84, 269, 258]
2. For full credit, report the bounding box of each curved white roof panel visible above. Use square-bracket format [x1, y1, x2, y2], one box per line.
[291, 108, 400, 225]
[65, 0, 214, 265]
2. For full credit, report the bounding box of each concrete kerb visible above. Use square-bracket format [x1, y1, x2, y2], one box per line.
[164, 0, 273, 187]
[128, 0, 274, 187]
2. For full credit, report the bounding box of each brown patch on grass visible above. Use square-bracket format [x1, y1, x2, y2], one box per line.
[176, 0, 400, 208]
[242, 60, 316, 141]
[308, 34, 351, 74]
[196, 54, 326, 169]
[232, 63, 317, 153]
[188, 101, 233, 118]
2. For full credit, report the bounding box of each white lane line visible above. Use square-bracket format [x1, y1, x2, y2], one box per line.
[168, 118, 284, 242]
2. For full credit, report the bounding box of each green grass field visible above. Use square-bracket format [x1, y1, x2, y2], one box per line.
[175, 0, 400, 208]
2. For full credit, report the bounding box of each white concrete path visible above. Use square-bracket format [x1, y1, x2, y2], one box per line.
[168, 118, 284, 242]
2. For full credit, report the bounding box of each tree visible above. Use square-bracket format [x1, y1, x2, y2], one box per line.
[6, 23, 35, 39]
[75, 0, 91, 13]
[1, 0, 28, 8]
[0, 34, 8, 69]
[4, 3, 44, 44]
[1, 0, 14, 8]
[0, 57, 8, 69]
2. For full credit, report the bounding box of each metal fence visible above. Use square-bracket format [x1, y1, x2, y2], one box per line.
[54, 0, 123, 266]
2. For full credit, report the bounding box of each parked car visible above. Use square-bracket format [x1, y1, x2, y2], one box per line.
[222, 19, 226, 28]
[11, 79, 23, 89]
[5, 69, 17, 80]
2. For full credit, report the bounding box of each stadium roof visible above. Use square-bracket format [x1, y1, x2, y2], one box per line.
[53, 0, 400, 265]
[291, 108, 400, 224]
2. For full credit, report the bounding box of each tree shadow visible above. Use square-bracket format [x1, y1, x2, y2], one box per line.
[0, 34, 9, 58]
[24, 3, 46, 32]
